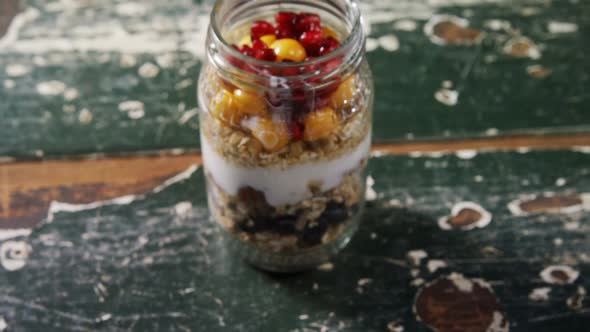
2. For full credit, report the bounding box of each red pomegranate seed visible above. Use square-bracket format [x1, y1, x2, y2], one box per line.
[255, 48, 277, 61]
[239, 45, 256, 57]
[251, 39, 267, 50]
[251, 20, 275, 40]
[290, 122, 303, 141]
[275, 25, 296, 39]
[276, 12, 297, 27]
[295, 14, 321, 35]
[299, 31, 325, 56]
[319, 37, 340, 56]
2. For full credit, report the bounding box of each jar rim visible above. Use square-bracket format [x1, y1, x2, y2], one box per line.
[209, 0, 364, 73]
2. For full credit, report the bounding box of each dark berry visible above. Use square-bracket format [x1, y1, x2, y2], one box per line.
[299, 31, 325, 56]
[269, 215, 298, 235]
[320, 202, 350, 225]
[290, 122, 303, 141]
[251, 20, 275, 40]
[276, 12, 298, 27]
[300, 219, 329, 247]
[275, 25, 296, 39]
[319, 37, 340, 56]
[295, 13, 322, 35]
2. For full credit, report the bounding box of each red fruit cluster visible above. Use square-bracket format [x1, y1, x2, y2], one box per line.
[233, 12, 341, 62]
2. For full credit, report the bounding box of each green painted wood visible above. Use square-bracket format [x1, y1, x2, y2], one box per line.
[1, 150, 588, 331]
[1, 0, 589, 158]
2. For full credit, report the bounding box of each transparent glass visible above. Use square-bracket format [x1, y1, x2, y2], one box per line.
[198, 0, 373, 272]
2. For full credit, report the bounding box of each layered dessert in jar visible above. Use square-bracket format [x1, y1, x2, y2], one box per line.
[199, 0, 373, 271]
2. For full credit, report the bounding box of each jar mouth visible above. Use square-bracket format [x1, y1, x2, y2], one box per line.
[209, 0, 363, 77]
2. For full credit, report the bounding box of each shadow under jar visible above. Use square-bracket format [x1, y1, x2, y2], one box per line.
[198, 0, 373, 272]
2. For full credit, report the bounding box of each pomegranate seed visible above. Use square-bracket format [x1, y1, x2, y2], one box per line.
[299, 31, 325, 56]
[295, 14, 322, 35]
[251, 39, 267, 50]
[290, 121, 303, 141]
[255, 48, 277, 61]
[276, 12, 297, 27]
[319, 37, 340, 56]
[251, 20, 275, 40]
[275, 25, 296, 39]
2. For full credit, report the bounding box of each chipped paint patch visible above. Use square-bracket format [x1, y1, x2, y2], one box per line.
[567, 286, 586, 310]
[504, 37, 541, 59]
[378, 35, 400, 52]
[393, 19, 417, 31]
[78, 108, 93, 124]
[118, 100, 146, 119]
[547, 21, 578, 34]
[424, 15, 483, 46]
[0, 241, 32, 271]
[427, 259, 447, 273]
[0, 229, 32, 241]
[540, 265, 579, 285]
[366, 38, 379, 52]
[414, 273, 508, 332]
[174, 201, 193, 218]
[317, 262, 334, 272]
[438, 201, 492, 231]
[358, 278, 372, 286]
[529, 287, 551, 301]
[138, 62, 160, 78]
[387, 320, 404, 332]
[484, 19, 511, 31]
[456, 149, 477, 160]
[64, 88, 79, 101]
[508, 193, 590, 216]
[407, 249, 428, 266]
[36, 80, 67, 96]
[526, 65, 551, 79]
[3, 79, 15, 89]
[120, 54, 137, 68]
[365, 176, 377, 201]
[5, 64, 31, 77]
[435, 88, 459, 106]
[486, 128, 499, 136]
[0, 316, 6, 331]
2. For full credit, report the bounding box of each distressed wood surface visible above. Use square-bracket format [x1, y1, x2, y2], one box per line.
[1, 150, 589, 331]
[0, 0, 589, 158]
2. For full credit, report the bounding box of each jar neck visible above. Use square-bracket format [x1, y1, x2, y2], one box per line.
[206, 0, 365, 91]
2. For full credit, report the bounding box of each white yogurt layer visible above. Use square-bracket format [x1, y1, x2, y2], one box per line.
[201, 132, 371, 207]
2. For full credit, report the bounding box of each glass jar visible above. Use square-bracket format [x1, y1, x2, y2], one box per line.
[198, 0, 373, 272]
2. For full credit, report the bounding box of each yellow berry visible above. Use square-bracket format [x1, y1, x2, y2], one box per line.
[233, 89, 268, 116]
[210, 89, 243, 127]
[330, 76, 356, 109]
[322, 27, 339, 41]
[249, 117, 290, 152]
[259, 34, 277, 47]
[270, 38, 307, 62]
[303, 107, 339, 142]
[239, 34, 252, 47]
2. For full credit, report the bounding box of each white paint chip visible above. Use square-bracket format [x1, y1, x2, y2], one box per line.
[449, 272, 474, 292]
[115, 2, 147, 16]
[427, 259, 447, 273]
[5, 64, 31, 77]
[387, 320, 404, 332]
[357, 278, 372, 286]
[37, 80, 67, 96]
[484, 19, 511, 31]
[64, 88, 79, 101]
[486, 128, 499, 136]
[3, 79, 15, 89]
[317, 262, 334, 272]
[553, 238, 563, 246]
[540, 265, 579, 285]
[529, 287, 551, 301]
[365, 176, 377, 201]
[0, 316, 6, 332]
[555, 178, 566, 187]
[0, 241, 32, 271]
[407, 249, 428, 266]
[174, 201, 193, 218]
[378, 35, 400, 52]
[393, 19, 417, 31]
[548, 21, 578, 34]
[298, 314, 309, 320]
[78, 108, 93, 124]
[438, 201, 492, 231]
[120, 54, 137, 68]
[366, 38, 379, 52]
[455, 149, 477, 160]
[138, 62, 160, 78]
[434, 88, 459, 106]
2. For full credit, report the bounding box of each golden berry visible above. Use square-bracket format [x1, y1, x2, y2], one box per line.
[210, 89, 242, 127]
[330, 76, 356, 109]
[322, 27, 339, 41]
[259, 34, 277, 47]
[270, 38, 307, 62]
[249, 117, 290, 152]
[233, 89, 268, 116]
[303, 107, 339, 141]
[239, 34, 252, 47]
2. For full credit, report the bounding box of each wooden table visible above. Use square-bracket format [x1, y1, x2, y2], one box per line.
[1, 0, 589, 331]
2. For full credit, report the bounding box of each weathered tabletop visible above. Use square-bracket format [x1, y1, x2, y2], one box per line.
[1, 0, 590, 331]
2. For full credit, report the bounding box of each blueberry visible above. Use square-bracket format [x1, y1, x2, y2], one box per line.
[320, 202, 350, 225]
[269, 215, 298, 235]
[300, 219, 329, 247]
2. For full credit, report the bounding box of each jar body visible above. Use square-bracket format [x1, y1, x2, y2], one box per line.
[198, 0, 373, 272]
